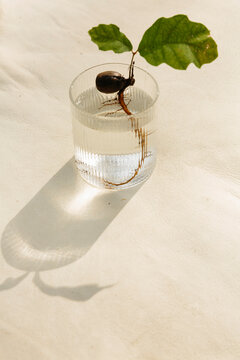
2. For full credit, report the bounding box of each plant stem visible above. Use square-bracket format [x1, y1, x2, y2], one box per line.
[119, 50, 138, 115]
[129, 50, 137, 79]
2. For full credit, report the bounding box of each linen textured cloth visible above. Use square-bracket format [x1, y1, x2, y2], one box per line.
[0, 0, 240, 359]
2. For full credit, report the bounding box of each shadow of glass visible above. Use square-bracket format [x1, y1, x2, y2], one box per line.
[1, 158, 141, 272]
[33, 272, 113, 302]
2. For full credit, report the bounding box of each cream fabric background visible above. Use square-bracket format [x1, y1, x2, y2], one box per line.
[0, 0, 240, 359]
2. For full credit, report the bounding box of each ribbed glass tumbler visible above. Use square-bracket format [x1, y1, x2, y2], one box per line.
[69, 63, 159, 190]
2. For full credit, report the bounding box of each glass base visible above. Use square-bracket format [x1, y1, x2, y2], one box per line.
[75, 150, 156, 190]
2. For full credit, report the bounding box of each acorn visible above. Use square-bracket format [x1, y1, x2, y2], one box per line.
[96, 71, 135, 94]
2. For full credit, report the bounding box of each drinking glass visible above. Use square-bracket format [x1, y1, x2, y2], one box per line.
[69, 63, 159, 189]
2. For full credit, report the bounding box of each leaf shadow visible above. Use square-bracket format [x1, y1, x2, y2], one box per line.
[33, 272, 114, 302]
[0, 272, 29, 291]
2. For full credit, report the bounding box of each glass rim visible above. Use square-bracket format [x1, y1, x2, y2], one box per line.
[69, 62, 159, 119]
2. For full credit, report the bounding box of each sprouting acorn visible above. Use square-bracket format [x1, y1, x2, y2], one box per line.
[88, 18, 218, 186]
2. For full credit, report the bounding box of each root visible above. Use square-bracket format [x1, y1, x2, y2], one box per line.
[118, 90, 132, 115]
[100, 50, 150, 188]
[98, 97, 118, 109]
[103, 107, 125, 117]
[101, 98, 132, 117]
[104, 92, 148, 188]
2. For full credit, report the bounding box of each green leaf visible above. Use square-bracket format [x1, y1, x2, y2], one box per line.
[88, 24, 132, 53]
[138, 15, 218, 69]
